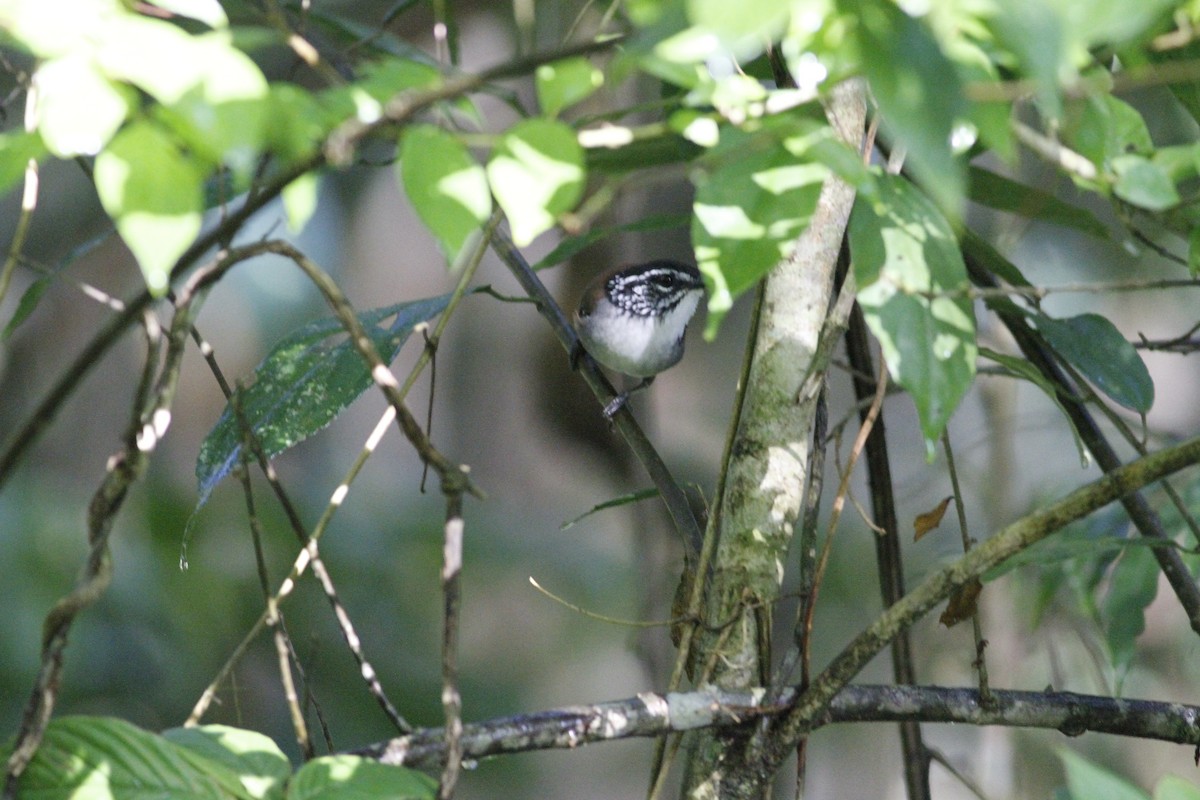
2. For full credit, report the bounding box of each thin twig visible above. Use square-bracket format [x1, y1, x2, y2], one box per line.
[438, 492, 465, 799]
[941, 431, 993, 706]
[0, 82, 39, 314]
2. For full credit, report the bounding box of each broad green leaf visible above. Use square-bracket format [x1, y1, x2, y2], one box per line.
[692, 123, 831, 336]
[94, 120, 205, 296]
[1112, 155, 1180, 211]
[164, 725, 290, 800]
[357, 57, 441, 102]
[399, 125, 491, 263]
[1102, 545, 1159, 684]
[989, 0, 1066, 120]
[282, 173, 320, 234]
[968, 167, 1110, 239]
[35, 52, 131, 157]
[289, 756, 436, 800]
[850, 0, 965, 212]
[536, 56, 604, 117]
[95, 15, 206, 103]
[1036, 312, 1154, 413]
[0, 716, 254, 799]
[1060, 749, 1150, 800]
[267, 84, 335, 163]
[849, 173, 977, 449]
[487, 118, 585, 246]
[1155, 775, 1200, 800]
[148, 0, 228, 27]
[0, 131, 46, 197]
[195, 295, 455, 508]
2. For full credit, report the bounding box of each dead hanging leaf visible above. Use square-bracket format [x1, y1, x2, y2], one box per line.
[914, 496, 954, 541]
[939, 578, 983, 627]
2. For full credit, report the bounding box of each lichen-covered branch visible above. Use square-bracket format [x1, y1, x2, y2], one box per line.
[354, 684, 1200, 769]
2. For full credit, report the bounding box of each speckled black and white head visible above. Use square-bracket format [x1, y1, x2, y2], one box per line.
[574, 260, 705, 379]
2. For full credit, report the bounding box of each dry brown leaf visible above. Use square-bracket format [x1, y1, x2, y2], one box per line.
[913, 496, 954, 541]
[939, 578, 983, 627]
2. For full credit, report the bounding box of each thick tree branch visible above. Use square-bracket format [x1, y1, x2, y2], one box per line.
[354, 684, 1200, 769]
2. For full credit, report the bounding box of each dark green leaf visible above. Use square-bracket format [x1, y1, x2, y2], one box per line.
[164, 725, 290, 800]
[1189, 227, 1200, 276]
[849, 174, 977, 448]
[849, 0, 966, 212]
[1036, 312, 1154, 413]
[398, 125, 491, 264]
[691, 124, 830, 336]
[1102, 545, 1159, 683]
[289, 756, 436, 800]
[968, 167, 1110, 239]
[487, 118, 585, 246]
[195, 295, 455, 508]
[532, 213, 691, 270]
[0, 716, 254, 799]
[585, 131, 702, 173]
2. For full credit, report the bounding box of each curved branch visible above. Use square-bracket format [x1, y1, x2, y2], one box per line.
[353, 684, 1200, 769]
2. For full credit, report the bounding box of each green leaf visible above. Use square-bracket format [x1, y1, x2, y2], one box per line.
[1060, 749, 1150, 800]
[288, 756, 436, 800]
[35, 52, 131, 157]
[1189, 226, 1200, 276]
[692, 123, 830, 336]
[686, 0, 790, 55]
[1102, 544, 1159, 684]
[356, 57, 441, 102]
[94, 120, 205, 296]
[399, 125, 492, 264]
[533, 212, 691, 270]
[1154, 775, 1200, 800]
[849, 173, 977, 448]
[968, 167, 1110, 239]
[561, 488, 659, 530]
[536, 56, 604, 117]
[1036, 312, 1154, 413]
[164, 725, 290, 800]
[0, 0, 120, 58]
[0, 131, 46, 197]
[487, 118, 585, 246]
[1112, 155, 1180, 211]
[1, 716, 254, 799]
[850, 0, 965, 212]
[282, 173, 320, 234]
[195, 295, 455, 508]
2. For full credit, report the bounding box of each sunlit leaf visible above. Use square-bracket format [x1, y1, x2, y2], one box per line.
[913, 496, 953, 541]
[692, 122, 831, 336]
[1036, 312, 1154, 413]
[290, 756, 436, 800]
[399, 125, 492, 263]
[849, 173, 977, 449]
[282, 172, 320, 234]
[164, 725, 290, 800]
[35, 52, 131, 157]
[147, 0, 228, 27]
[487, 118, 585, 246]
[195, 295, 455, 509]
[94, 120, 205, 296]
[0, 716, 254, 799]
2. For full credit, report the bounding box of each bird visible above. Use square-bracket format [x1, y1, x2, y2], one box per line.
[572, 259, 705, 418]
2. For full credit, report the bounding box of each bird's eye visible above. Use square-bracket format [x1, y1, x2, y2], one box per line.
[656, 274, 676, 288]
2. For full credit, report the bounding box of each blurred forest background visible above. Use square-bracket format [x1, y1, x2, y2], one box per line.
[3, 0, 1200, 798]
